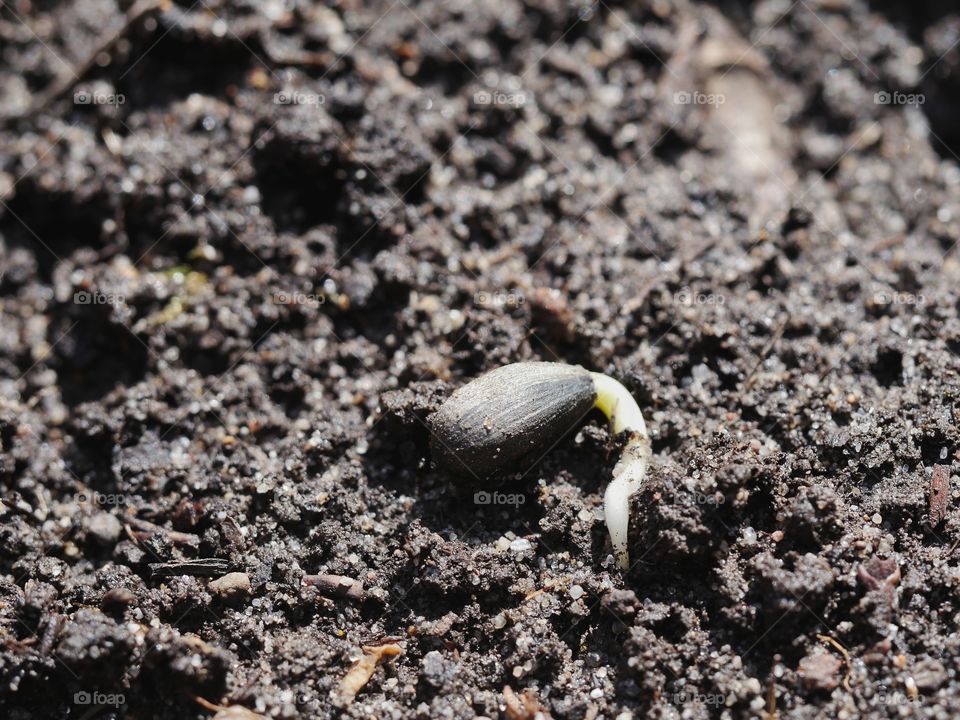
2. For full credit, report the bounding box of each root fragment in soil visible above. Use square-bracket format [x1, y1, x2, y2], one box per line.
[816, 634, 853, 691]
[337, 642, 404, 705]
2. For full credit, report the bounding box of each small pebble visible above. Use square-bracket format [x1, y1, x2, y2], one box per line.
[798, 652, 842, 691]
[85, 513, 122, 544]
[510, 538, 532, 553]
[100, 587, 137, 611]
[208, 572, 251, 599]
[913, 659, 946, 690]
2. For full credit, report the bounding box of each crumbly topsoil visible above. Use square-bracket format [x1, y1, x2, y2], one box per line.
[2, 0, 960, 718]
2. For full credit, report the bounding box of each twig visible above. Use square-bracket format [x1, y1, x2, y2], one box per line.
[744, 316, 788, 390]
[126, 516, 200, 548]
[764, 674, 777, 720]
[928, 463, 950, 528]
[149, 558, 230, 577]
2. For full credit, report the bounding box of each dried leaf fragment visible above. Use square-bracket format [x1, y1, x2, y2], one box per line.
[857, 556, 900, 595]
[337, 643, 403, 704]
[504, 685, 553, 720]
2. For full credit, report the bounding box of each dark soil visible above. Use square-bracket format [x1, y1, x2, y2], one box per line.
[3, 0, 960, 718]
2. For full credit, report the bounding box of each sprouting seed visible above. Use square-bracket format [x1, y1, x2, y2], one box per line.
[428, 362, 651, 569]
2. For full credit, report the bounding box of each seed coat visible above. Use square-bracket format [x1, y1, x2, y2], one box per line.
[428, 362, 595, 483]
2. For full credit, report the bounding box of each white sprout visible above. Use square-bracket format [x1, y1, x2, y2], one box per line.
[590, 372, 651, 569]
